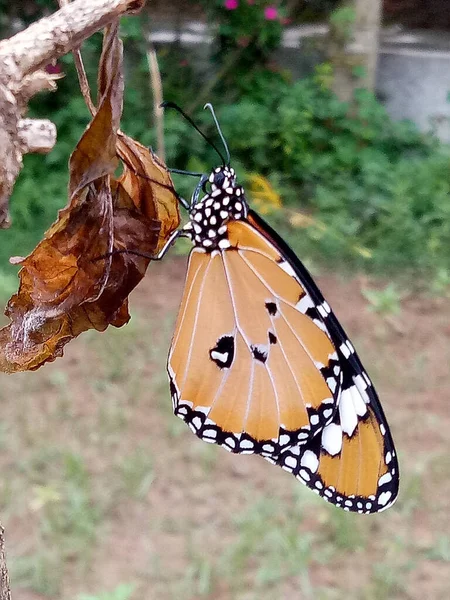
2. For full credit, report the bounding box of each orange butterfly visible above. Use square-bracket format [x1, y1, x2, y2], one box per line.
[164, 104, 399, 514]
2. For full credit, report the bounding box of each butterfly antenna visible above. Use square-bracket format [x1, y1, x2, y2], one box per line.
[161, 101, 226, 165]
[204, 103, 231, 166]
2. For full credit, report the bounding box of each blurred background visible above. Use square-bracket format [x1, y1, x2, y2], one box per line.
[1, 1, 450, 599]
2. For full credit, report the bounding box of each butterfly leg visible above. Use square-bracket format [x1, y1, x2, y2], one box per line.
[152, 227, 191, 260]
[191, 174, 209, 208]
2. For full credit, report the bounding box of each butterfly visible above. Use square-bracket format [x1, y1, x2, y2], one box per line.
[163, 104, 399, 514]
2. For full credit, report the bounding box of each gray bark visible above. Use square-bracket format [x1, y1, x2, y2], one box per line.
[329, 0, 382, 102]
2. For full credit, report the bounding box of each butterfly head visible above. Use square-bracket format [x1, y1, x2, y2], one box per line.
[209, 165, 236, 191]
[187, 166, 248, 251]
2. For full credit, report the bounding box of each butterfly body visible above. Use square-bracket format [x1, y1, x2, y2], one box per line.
[167, 164, 399, 514]
[184, 166, 247, 251]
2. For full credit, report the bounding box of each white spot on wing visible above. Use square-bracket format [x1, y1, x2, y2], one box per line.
[318, 304, 328, 318]
[279, 434, 290, 446]
[327, 377, 337, 393]
[354, 375, 370, 403]
[296, 295, 314, 313]
[203, 428, 217, 440]
[240, 439, 254, 450]
[350, 384, 368, 416]
[340, 342, 351, 359]
[278, 260, 296, 277]
[192, 416, 202, 430]
[378, 472, 392, 486]
[300, 450, 319, 473]
[339, 388, 358, 436]
[211, 350, 229, 363]
[378, 490, 392, 506]
[284, 456, 297, 470]
[321, 423, 343, 456]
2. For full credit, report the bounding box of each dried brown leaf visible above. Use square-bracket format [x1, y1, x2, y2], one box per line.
[0, 24, 180, 373]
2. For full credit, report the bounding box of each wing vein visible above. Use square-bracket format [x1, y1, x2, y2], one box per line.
[221, 251, 281, 433]
[180, 257, 214, 391]
[170, 251, 207, 357]
[238, 249, 335, 402]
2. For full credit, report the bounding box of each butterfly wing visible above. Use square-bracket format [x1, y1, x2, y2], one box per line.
[273, 401, 399, 513]
[247, 210, 399, 512]
[168, 220, 342, 455]
[168, 209, 399, 512]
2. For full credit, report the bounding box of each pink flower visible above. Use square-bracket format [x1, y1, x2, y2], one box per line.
[45, 61, 62, 75]
[264, 6, 278, 20]
[224, 0, 238, 9]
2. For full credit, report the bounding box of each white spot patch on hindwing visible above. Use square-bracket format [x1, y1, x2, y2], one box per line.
[321, 422, 343, 456]
[300, 449, 319, 473]
[277, 260, 296, 278]
[339, 388, 358, 436]
[377, 490, 392, 507]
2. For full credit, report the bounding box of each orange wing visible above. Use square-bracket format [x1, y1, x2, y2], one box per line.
[244, 211, 399, 512]
[166, 155, 398, 513]
[168, 221, 341, 456]
[272, 403, 398, 513]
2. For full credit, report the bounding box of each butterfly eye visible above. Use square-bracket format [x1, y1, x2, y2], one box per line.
[213, 172, 226, 188]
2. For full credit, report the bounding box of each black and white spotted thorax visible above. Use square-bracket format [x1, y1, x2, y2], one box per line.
[184, 166, 248, 251]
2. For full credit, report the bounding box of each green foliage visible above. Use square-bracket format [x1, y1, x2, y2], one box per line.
[329, 6, 356, 42]
[3, 2, 450, 288]
[362, 284, 403, 317]
[220, 496, 314, 593]
[202, 0, 286, 99]
[77, 583, 137, 600]
[202, 77, 450, 279]
[426, 535, 450, 562]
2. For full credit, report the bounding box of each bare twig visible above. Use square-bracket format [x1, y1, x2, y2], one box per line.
[0, 526, 10, 600]
[147, 46, 165, 162]
[17, 119, 57, 154]
[0, 0, 144, 84]
[0, 0, 145, 228]
[73, 48, 96, 116]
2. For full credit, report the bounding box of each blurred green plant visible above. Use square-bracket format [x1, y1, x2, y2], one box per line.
[362, 283, 403, 317]
[77, 583, 137, 600]
[220, 496, 314, 594]
[426, 535, 450, 562]
[2, 2, 450, 290]
[329, 6, 356, 43]
[201, 0, 287, 102]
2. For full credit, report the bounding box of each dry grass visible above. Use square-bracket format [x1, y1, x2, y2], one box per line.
[0, 257, 449, 600]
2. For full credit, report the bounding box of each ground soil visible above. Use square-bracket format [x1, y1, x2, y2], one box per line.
[1, 256, 450, 600]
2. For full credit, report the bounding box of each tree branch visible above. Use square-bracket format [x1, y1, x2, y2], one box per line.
[0, 0, 146, 229]
[0, 0, 146, 594]
[0, 526, 10, 600]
